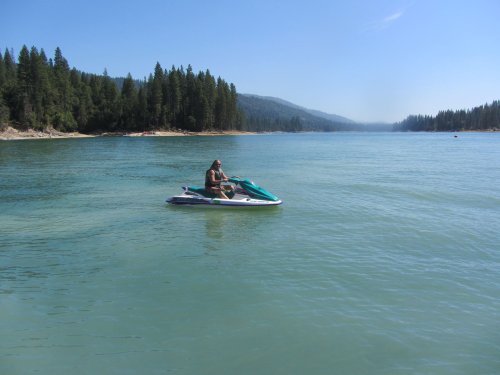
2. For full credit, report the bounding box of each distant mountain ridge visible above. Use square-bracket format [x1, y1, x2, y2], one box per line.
[237, 94, 354, 132]
[237, 94, 395, 132]
[242, 94, 355, 124]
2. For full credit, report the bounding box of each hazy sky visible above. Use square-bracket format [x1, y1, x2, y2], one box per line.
[2, 0, 499, 123]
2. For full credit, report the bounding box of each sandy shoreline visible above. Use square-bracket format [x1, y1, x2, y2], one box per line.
[3, 126, 497, 141]
[126, 130, 257, 137]
[0, 126, 256, 141]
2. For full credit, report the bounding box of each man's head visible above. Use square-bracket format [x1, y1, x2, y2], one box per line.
[211, 160, 222, 169]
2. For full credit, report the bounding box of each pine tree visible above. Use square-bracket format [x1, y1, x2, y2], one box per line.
[168, 67, 181, 128]
[16, 45, 34, 127]
[137, 86, 148, 132]
[37, 49, 54, 126]
[203, 70, 216, 129]
[192, 79, 208, 131]
[0, 52, 8, 128]
[29, 47, 52, 128]
[120, 73, 138, 131]
[74, 74, 94, 132]
[3, 49, 17, 83]
[183, 64, 197, 130]
[1, 49, 17, 125]
[0, 52, 5, 90]
[148, 62, 164, 128]
[52, 47, 76, 130]
[160, 69, 170, 129]
[229, 83, 238, 130]
[100, 70, 120, 131]
[215, 78, 228, 130]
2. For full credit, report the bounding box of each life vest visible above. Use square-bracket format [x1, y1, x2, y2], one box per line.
[205, 168, 222, 188]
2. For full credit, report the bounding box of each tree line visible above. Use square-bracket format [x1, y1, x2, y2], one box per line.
[393, 101, 500, 131]
[0, 46, 243, 133]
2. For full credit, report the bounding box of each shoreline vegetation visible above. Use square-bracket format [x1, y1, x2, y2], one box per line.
[0, 125, 256, 141]
[1, 45, 499, 135]
[1, 45, 307, 135]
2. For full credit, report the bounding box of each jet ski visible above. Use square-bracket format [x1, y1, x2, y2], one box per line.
[166, 177, 282, 207]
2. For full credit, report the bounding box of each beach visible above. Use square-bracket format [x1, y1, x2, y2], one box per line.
[0, 126, 94, 141]
[0, 126, 256, 140]
[126, 130, 257, 137]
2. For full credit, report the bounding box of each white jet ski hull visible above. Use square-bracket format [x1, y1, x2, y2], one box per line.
[166, 194, 282, 207]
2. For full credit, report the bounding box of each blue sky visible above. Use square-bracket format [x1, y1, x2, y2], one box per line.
[2, 0, 499, 123]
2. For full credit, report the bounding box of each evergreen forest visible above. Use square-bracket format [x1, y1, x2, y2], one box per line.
[393, 101, 500, 131]
[0, 46, 244, 133]
[1, 46, 499, 134]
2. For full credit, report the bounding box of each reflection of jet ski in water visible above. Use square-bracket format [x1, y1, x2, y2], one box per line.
[166, 177, 282, 207]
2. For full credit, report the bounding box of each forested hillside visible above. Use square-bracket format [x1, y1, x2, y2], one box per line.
[244, 95, 355, 124]
[238, 94, 354, 132]
[0, 45, 363, 134]
[0, 46, 241, 133]
[238, 95, 395, 132]
[394, 101, 500, 131]
[3, 46, 498, 135]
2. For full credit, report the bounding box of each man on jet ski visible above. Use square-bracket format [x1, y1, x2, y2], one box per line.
[205, 160, 232, 199]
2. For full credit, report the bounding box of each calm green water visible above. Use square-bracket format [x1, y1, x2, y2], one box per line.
[1, 133, 499, 375]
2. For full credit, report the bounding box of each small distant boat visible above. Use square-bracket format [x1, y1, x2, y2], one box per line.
[166, 177, 282, 207]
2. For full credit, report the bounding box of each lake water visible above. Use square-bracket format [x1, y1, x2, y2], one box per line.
[1, 132, 499, 375]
